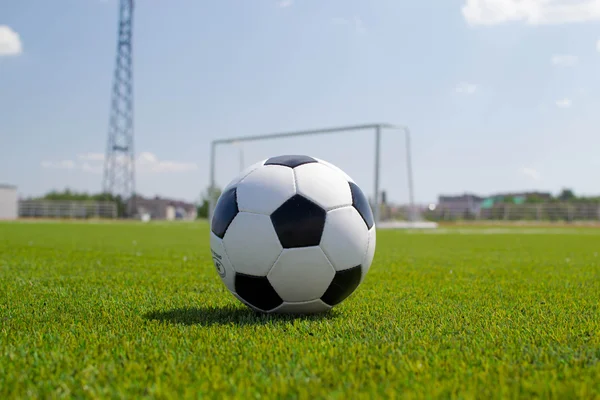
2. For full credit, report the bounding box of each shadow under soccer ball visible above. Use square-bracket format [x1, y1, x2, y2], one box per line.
[143, 305, 339, 327]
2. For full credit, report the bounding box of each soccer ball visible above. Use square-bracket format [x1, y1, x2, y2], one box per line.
[209, 155, 376, 314]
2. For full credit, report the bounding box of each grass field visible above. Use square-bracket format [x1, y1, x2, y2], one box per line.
[1, 221, 599, 399]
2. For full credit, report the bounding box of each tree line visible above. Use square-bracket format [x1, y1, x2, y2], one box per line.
[27, 186, 223, 219]
[506, 189, 600, 204]
[28, 186, 599, 220]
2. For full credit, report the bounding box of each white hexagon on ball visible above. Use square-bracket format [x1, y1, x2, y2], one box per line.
[271, 299, 332, 314]
[361, 227, 376, 281]
[294, 162, 352, 210]
[209, 231, 236, 293]
[314, 157, 355, 183]
[236, 165, 296, 215]
[222, 159, 266, 192]
[267, 246, 335, 302]
[222, 212, 282, 276]
[320, 206, 369, 271]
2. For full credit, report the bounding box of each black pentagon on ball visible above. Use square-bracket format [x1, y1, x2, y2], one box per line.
[349, 182, 374, 229]
[264, 155, 317, 169]
[211, 187, 239, 239]
[321, 265, 363, 306]
[235, 273, 283, 311]
[270, 194, 326, 248]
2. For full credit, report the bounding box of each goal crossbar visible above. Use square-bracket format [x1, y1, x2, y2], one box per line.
[208, 123, 415, 226]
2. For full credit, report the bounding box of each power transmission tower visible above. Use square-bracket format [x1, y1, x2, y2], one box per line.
[102, 0, 135, 217]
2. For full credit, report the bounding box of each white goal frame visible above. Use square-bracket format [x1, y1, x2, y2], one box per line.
[208, 123, 416, 227]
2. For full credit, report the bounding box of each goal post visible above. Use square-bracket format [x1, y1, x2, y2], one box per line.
[208, 123, 435, 229]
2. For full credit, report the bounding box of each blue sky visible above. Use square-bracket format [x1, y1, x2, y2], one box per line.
[2, 0, 600, 205]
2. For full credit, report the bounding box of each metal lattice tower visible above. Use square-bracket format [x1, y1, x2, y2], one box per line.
[102, 0, 135, 216]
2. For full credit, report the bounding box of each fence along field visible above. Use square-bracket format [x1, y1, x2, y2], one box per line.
[15, 199, 600, 226]
[18, 200, 118, 219]
[427, 202, 600, 223]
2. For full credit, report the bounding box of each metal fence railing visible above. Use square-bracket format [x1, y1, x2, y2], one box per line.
[18, 200, 118, 219]
[377, 202, 600, 223]
[421, 203, 600, 223]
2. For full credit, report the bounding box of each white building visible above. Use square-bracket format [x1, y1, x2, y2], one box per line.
[0, 184, 18, 220]
[127, 195, 197, 221]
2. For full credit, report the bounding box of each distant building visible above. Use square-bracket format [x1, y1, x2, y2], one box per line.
[129, 195, 197, 221]
[0, 184, 18, 220]
[437, 193, 485, 217]
[489, 191, 552, 202]
[437, 191, 555, 218]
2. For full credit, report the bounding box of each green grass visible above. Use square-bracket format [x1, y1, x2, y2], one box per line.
[1, 221, 599, 399]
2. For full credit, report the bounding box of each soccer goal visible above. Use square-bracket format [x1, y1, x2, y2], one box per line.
[208, 123, 437, 229]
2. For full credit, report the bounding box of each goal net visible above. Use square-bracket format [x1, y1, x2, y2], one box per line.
[209, 124, 437, 229]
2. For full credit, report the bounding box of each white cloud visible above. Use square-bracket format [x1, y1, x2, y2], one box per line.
[277, 0, 293, 7]
[332, 16, 366, 33]
[137, 152, 157, 165]
[455, 82, 478, 94]
[521, 167, 541, 181]
[0, 25, 23, 56]
[43, 151, 198, 174]
[136, 152, 198, 173]
[81, 162, 103, 174]
[462, 0, 600, 26]
[596, 39, 600, 52]
[551, 54, 578, 67]
[354, 17, 366, 34]
[77, 152, 105, 161]
[555, 98, 572, 108]
[41, 160, 76, 169]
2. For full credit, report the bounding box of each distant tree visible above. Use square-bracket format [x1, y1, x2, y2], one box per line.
[95, 193, 126, 217]
[524, 194, 546, 204]
[197, 186, 222, 219]
[578, 196, 600, 203]
[558, 188, 576, 201]
[37, 189, 127, 217]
